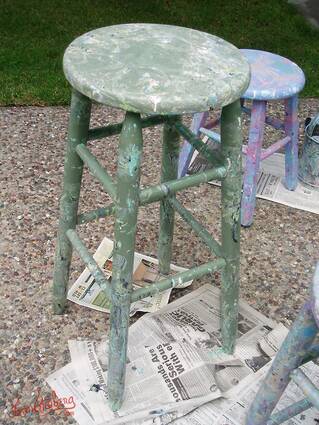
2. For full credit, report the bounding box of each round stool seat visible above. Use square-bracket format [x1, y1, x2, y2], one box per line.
[241, 49, 305, 101]
[63, 23, 250, 115]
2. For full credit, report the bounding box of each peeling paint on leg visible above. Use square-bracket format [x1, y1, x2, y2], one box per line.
[220, 100, 242, 354]
[158, 116, 180, 275]
[107, 112, 143, 411]
[52, 89, 91, 314]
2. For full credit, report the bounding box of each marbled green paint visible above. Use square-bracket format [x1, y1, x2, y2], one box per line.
[107, 112, 143, 411]
[126, 144, 142, 177]
[63, 24, 250, 115]
[53, 89, 91, 314]
[158, 117, 180, 275]
[220, 100, 242, 354]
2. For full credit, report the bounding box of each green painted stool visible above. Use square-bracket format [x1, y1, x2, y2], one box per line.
[52, 23, 250, 411]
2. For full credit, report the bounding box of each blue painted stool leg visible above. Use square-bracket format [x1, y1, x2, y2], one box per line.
[241, 100, 266, 227]
[284, 95, 299, 190]
[178, 111, 209, 177]
[246, 301, 318, 425]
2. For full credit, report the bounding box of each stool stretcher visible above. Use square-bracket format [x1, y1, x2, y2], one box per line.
[131, 258, 226, 301]
[267, 398, 312, 425]
[67, 227, 225, 305]
[290, 369, 319, 410]
[75, 144, 116, 200]
[66, 229, 112, 299]
[87, 115, 168, 141]
[169, 197, 222, 257]
[76, 165, 228, 225]
[174, 121, 226, 168]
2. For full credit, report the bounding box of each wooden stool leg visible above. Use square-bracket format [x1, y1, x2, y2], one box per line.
[246, 302, 317, 425]
[108, 112, 143, 411]
[53, 89, 91, 314]
[241, 100, 266, 227]
[220, 100, 242, 354]
[178, 112, 208, 177]
[284, 94, 299, 190]
[158, 117, 180, 274]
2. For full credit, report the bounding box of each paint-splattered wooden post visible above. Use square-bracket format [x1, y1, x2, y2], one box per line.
[53, 24, 251, 411]
[241, 101, 266, 227]
[220, 100, 242, 353]
[158, 117, 180, 274]
[108, 112, 143, 411]
[284, 95, 299, 190]
[247, 263, 319, 425]
[178, 50, 305, 227]
[53, 89, 91, 314]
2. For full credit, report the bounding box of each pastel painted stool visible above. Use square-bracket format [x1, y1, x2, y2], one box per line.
[247, 263, 319, 424]
[179, 49, 305, 226]
[52, 23, 250, 410]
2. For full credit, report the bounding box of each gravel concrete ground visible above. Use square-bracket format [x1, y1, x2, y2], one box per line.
[1, 99, 319, 424]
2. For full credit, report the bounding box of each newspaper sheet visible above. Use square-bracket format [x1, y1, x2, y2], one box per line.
[47, 281, 319, 425]
[174, 360, 319, 425]
[67, 237, 193, 316]
[172, 323, 319, 425]
[48, 284, 283, 425]
[46, 362, 95, 425]
[189, 136, 319, 215]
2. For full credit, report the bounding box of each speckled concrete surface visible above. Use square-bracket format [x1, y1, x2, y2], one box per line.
[1, 99, 319, 424]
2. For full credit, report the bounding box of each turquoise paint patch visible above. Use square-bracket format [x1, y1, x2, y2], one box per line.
[127, 144, 141, 176]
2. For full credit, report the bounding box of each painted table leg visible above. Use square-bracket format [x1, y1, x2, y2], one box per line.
[246, 301, 317, 425]
[241, 100, 266, 227]
[178, 112, 208, 177]
[220, 99, 242, 354]
[53, 89, 91, 314]
[107, 112, 143, 411]
[158, 116, 180, 274]
[284, 95, 299, 190]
